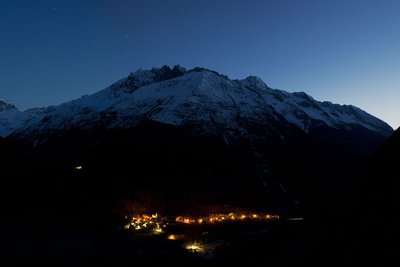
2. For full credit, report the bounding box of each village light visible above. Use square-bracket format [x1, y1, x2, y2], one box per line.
[167, 234, 176, 240]
[127, 211, 281, 233]
[185, 242, 203, 253]
[153, 227, 163, 233]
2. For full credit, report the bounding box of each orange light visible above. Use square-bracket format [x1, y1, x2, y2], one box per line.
[153, 227, 163, 233]
[185, 242, 203, 253]
[168, 234, 176, 240]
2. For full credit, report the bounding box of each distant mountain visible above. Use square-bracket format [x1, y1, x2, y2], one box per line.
[0, 100, 16, 111]
[0, 100, 49, 137]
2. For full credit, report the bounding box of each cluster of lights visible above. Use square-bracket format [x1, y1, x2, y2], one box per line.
[124, 212, 280, 233]
[124, 213, 168, 233]
[185, 242, 203, 253]
[123, 211, 282, 254]
[175, 212, 279, 225]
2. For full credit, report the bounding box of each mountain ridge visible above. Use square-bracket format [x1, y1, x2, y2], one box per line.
[0, 65, 393, 140]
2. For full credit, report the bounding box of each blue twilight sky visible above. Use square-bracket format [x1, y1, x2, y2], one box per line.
[0, 0, 399, 129]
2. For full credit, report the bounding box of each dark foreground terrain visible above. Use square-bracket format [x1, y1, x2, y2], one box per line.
[1, 125, 398, 266]
[4, 217, 345, 267]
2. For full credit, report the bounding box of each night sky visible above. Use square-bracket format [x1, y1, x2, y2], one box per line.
[0, 0, 399, 128]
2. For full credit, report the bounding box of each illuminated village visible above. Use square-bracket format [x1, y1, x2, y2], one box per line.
[123, 212, 281, 253]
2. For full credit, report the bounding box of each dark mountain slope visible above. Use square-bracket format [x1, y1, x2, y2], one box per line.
[349, 128, 400, 265]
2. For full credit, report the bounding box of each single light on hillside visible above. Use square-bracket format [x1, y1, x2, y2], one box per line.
[167, 234, 176, 240]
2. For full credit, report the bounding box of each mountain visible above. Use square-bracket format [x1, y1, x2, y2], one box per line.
[9, 65, 392, 145]
[0, 100, 16, 111]
[0, 65, 392, 216]
[0, 100, 49, 137]
[0, 100, 21, 136]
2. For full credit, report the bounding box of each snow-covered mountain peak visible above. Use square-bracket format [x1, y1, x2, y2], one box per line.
[0, 100, 17, 112]
[239, 76, 269, 90]
[0, 102, 50, 137]
[3, 65, 394, 139]
[130, 65, 187, 84]
[292, 91, 315, 101]
[102, 65, 188, 96]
